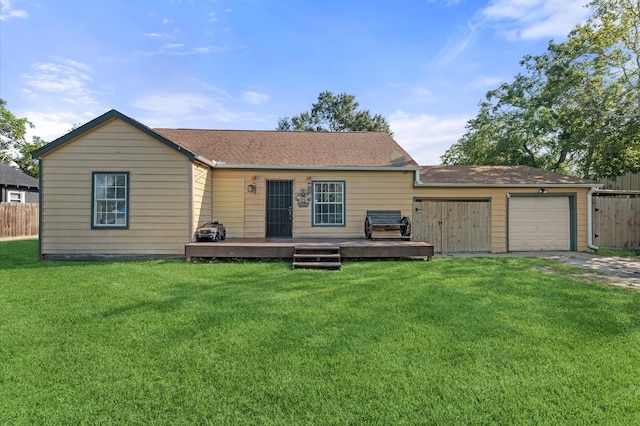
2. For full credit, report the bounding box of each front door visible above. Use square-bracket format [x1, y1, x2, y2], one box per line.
[266, 180, 293, 237]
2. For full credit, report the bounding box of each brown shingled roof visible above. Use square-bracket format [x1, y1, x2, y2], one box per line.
[419, 165, 596, 185]
[153, 129, 418, 168]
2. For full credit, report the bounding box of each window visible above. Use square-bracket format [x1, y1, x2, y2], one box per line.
[92, 172, 129, 228]
[8, 191, 24, 203]
[313, 181, 345, 226]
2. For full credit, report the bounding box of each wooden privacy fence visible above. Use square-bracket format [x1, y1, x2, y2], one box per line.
[0, 202, 39, 239]
[592, 193, 640, 249]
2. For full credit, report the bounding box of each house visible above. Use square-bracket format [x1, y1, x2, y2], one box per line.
[413, 166, 598, 253]
[0, 164, 39, 204]
[32, 109, 599, 259]
[32, 110, 419, 259]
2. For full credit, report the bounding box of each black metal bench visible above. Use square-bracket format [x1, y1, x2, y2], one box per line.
[364, 210, 411, 240]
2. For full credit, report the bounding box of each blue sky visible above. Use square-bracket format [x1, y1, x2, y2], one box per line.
[0, 0, 591, 165]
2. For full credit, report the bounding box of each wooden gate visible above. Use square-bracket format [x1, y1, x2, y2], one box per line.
[592, 193, 640, 249]
[413, 199, 490, 253]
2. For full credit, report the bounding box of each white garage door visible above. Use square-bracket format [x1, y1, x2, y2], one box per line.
[509, 197, 570, 251]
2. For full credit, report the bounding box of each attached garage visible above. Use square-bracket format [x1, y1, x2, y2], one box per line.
[508, 195, 573, 251]
[414, 166, 598, 253]
[413, 198, 490, 252]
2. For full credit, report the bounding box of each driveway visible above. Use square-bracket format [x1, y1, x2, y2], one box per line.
[541, 252, 640, 290]
[440, 251, 640, 290]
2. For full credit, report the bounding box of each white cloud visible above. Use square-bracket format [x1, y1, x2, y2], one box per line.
[0, 0, 28, 21]
[470, 75, 505, 89]
[431, 21, 479, 68]
[131, 90, 272, 129]
[135, 43, 229, 57]
[209, 12, 217, 22]
[481, 0, 591, 41]
[390, 110, 471, 165]
[414, 87, 431, 97]
[23, 110, 97, 143]
[22, 59, 97, 102]
[18, 59, 104, 142]
[162, 18, 171, 24]
[132, 92, 219, 117]
[427, 0, 463, 5]
[241, 91, 269, 105]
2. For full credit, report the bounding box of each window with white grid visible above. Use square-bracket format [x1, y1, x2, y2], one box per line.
[92, 172, 128, 228]
[313, 181, 345, 226]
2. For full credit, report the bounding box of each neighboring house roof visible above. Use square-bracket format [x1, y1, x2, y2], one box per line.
[154, 128, 418, 168]
[0, 164, 39, 189]
[419, 165, 598, 186]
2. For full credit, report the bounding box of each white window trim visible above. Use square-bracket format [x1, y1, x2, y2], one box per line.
[7, 191, 25, 203]
[92, 172, 129, 229]
[312, 180, 345, 226]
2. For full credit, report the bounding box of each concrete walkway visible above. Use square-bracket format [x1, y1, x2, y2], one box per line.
[439, 251, 640, 290]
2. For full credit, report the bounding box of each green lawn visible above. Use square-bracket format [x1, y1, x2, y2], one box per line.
[1, 239, 639, 425]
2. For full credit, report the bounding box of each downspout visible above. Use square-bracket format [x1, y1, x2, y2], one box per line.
[587, 186, 599, 251]
[414, 169, 422, 185]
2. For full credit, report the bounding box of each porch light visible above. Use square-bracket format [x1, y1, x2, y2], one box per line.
[247, 183, 257, 193]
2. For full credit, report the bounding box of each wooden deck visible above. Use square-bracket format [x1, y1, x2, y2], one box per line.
[185, 238, 434, 262]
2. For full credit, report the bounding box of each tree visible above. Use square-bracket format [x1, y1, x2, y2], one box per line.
[15, 136, 47, 179]
[442, 0, 640, 179]
[0, 99, 47, 178]
[277, 91, 393, 135]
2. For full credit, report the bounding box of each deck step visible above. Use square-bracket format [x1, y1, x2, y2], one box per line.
[292, 245, 342, 270]
[293, 253, 342, 260]
[292, 261, 342, 270]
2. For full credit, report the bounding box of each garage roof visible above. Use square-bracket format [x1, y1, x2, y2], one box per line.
[419, 165, 597, 186]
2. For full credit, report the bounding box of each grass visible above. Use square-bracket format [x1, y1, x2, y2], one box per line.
[596, 248, 639, 257]
[1, 239, 639, 425]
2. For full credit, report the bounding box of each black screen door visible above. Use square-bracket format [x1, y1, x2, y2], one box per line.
[266, 180, 293, 237]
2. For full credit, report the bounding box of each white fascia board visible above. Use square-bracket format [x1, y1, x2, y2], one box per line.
[194, 155, 217, 168]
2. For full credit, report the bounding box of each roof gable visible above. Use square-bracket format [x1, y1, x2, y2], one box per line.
[0, 164, 39, 188]
[419, 165, 596, 186]
[32, 109, 198, 161]
[32, 109, 418, 169]
[153, 128, 418, 168]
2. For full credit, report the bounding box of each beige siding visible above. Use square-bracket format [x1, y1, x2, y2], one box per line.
[39, 118, 192, 256]
[211, 169, 415, 238]
[192, 163, 212, 235]
[413, 186, 591, 252]
[212, 176, 246, 238]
